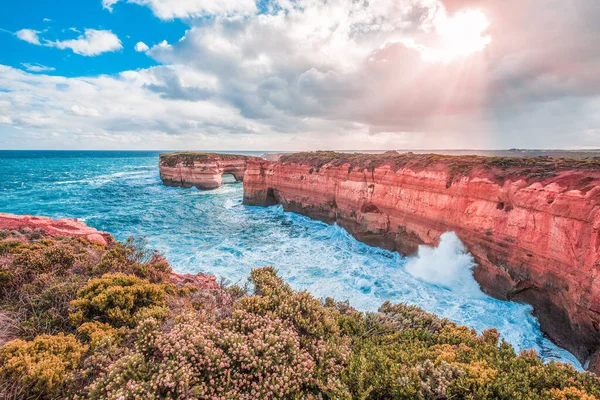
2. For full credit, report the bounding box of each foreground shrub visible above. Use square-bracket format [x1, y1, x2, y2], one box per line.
[238, 267, 351, 394]
[0, 333, 87, 399]
[1, 230, 600, 399]
[70, 273, 167, 327]
[85, 311, 316, 399]
[92, 238, 171, 283]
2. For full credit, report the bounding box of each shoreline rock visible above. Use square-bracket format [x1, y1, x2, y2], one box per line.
[242, 151, 600, 372]
[0, 213, 113, 246]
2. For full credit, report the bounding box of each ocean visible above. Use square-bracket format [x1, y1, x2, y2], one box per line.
[0, 150, 581, 368]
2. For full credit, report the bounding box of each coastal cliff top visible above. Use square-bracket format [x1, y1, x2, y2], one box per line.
[279, 151, 600, 171]
[159, 152, 255, 167]
[278, 151, 600, 189]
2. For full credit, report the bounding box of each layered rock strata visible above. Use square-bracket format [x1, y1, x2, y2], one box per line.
[243, 151, 600, 371]
[159, 152, 255, 190]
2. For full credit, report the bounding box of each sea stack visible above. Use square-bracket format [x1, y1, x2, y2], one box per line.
[242, 151, 600, 372]
[159, 152, 256, 190]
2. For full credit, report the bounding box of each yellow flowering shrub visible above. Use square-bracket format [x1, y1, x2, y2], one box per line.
[70, 273, 167, 327]
[0, 333, 87, 398]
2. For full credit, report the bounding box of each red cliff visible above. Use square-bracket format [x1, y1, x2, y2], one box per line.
[243, 151, 600, 370]
[0, 213, 113, 246]
[159, 152, 256, 190]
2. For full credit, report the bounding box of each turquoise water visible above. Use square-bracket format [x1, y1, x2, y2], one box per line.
[0, 150, 581, 367]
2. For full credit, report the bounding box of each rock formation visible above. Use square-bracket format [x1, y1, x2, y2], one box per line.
[159, 152, 255, 190]
[0, 213, 112, 246]
[243, 151, 600, 371]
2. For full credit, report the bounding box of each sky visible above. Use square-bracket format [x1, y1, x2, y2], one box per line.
[0, 0, 599, 150]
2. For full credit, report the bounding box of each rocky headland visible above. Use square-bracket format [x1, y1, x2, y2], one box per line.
[0, 212, 220, 293]
[0, 213, 113, 246]
[159, 152, 256, 190]
[242, 151, 600, 372]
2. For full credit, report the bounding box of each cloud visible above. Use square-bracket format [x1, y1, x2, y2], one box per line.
[102, 0, 120, 11]
[52, 29, 122, 56]
[105, 0, 257, 19]
[134, 41, 149, 52]
[21, 63, 56, 72]
[16, 29, 41, 45]
[68, 105, 101, 117]
[4, 0, 600, 150]
[14, 28, 122, 56]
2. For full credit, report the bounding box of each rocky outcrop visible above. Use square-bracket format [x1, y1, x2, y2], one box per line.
[0, 213, 220, 293]
[159, 153, 256, 190]
[243, 151, 600, 371]
[0, 213, 113, 246]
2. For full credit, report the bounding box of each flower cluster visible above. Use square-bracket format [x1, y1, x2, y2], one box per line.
[85, 311, 316, 399]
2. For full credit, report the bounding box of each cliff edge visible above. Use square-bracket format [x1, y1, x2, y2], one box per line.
[243, 151, 600, 371]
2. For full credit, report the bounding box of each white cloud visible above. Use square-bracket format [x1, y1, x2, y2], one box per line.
[21, 63, 56, 72]
[69, 105, 101, 117]
[5, 0, 600, 150]
[105, 0, 256, 19]
[134, 41, 149, 52]
[102, 0, 120, 11]
[43, 18, 52, 22]
[14, 28, 122, 56]
[16, 29, 41, 45]
[52, 29, 122, 56]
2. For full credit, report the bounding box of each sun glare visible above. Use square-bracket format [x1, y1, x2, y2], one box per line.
[424, 9, 491, 62]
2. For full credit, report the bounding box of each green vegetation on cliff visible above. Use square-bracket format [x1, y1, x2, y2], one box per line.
[0, 229, 599, 399]
[280, 151, 600, 188]
[159, 152, 251, 167]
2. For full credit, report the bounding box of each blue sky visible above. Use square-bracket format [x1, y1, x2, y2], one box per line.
[0, 0, 187, 76]
[0, 0, 599, 150]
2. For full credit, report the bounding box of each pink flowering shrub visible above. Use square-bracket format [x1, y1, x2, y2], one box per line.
[237, 267, 351, 394]
[85, 311, 317, 399]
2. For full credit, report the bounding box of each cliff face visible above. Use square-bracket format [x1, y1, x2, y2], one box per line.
[159, 153, 255, 190]
[243, 152, 600, 370]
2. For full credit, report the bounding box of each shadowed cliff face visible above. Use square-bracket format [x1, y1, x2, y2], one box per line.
[242, 151, 600, 372]
[159, 153, 255, 190]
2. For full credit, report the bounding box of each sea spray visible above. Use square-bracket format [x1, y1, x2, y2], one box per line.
[405, 232, 484, 297]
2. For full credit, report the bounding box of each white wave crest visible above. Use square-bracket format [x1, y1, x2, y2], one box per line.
[405, 232, 484, 297]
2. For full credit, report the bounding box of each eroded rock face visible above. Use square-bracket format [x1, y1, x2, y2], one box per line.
[159, 153, 256, 190]
[243, 152, 600, 370]
[0, 213, 113, 246]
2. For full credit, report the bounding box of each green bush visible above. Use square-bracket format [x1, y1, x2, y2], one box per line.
[92, 238, 171, 283]
[70, 273, 167, 328]
[0, 333, 87, 399]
